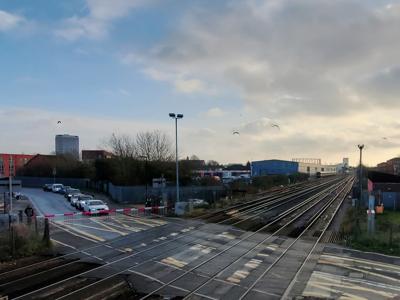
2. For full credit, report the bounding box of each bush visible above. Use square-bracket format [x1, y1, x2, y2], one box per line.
[0, 224, 52, 261]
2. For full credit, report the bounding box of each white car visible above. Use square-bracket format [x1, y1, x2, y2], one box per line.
[52, 183, 64, 193]
[71, 194, 92, 208]
[82, 200, 109, 214]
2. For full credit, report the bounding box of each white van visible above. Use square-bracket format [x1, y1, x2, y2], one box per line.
[51, 183, 64, 193]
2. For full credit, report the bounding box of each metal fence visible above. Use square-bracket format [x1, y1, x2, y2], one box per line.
[108, 182, 227, 204]
[15, 176, 90, 189]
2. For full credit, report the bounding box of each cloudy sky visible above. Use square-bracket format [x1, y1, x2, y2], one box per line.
[1, 0, 400, 166]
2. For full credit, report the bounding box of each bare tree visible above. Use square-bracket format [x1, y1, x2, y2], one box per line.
[107, 131, 173, 162]
[107, 133, 136, 158]
[136, 130, 173, 161]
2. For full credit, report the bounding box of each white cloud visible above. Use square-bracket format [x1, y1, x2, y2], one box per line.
[131, 0, 400, 118]
[0, 10, 24, 31]
[174, 78, 205, 93]
[204, 107, 226, 118]
[55, 0, 146, 41]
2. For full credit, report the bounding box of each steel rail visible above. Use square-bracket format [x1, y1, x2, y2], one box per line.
[223, 176, 344, 228]
[280, 178, 355, 299]
[50, 177, 347, 300]
[198, 176, 343, 228]
[238, 177, 354, 300]
[138, 177, 350, 299]
[192, 177, 338, 220]
[180, 177, 353, 299]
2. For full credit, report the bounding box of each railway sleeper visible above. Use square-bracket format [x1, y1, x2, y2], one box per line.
[0, 261, 100, 299]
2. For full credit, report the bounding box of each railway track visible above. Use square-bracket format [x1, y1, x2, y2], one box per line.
[0, 175, 352, 299]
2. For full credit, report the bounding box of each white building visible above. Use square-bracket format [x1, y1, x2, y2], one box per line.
[292, 158, 340, 175]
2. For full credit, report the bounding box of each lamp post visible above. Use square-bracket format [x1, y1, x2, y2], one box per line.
[169, 113, 183, 203]
[9, 156, 13, 213]
[358, 144, 364, 207]
[139, 155, 149, 204]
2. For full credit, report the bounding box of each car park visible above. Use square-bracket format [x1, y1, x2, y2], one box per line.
[82, 200, 109, 214]
[51, 183, 64, 193]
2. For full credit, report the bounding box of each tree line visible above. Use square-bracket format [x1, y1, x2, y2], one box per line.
[18, 131, 201, 186]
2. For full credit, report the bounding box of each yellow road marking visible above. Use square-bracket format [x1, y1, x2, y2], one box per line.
[127, 217, 157, 227]
[90, 218, 128, 236]
[101, 219, 142, 232]
[320, 259, 400, 283]
[53, 221, 105, 242]
[161, 257, 187, 268]
[321, 254, 400, 272]
[109, 216, 132, 228]
[64, 222, 127, 233]
[51, 238, 77, 250]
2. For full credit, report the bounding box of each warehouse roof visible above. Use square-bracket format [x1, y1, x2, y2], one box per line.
[368, 171, 400, 183]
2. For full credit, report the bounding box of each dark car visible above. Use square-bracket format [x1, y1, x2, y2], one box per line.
[43, 184, 53, 191]
[57, 185, 71, 194]
[65, 188, 81, 201]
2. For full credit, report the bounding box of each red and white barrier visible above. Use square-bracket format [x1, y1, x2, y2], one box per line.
[38, 206, 167, 219]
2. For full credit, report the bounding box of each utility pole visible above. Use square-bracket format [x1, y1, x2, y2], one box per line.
[139, 155, 149, 204]
[169, 113, 183, 203]
[9, 156, 13, 213]
[358, 144, 364, 207]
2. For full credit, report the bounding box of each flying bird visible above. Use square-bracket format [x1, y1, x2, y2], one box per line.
[232, 131, 240, 135]
[271, 123, 280, 130]
[382, 137, 388, 140]
[57, 121, 62, 124]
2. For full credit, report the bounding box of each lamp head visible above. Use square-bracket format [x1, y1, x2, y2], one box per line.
[169, 113, 176, 118]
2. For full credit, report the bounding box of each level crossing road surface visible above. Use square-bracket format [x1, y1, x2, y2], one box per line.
[301, 246, 400, 300]
[13, 188, 400, 299]
[22, 188, 168, 245]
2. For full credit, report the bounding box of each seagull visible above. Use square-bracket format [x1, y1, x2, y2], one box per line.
[271, 123, 280, 130]
[232, 131, 240, 135]
[57, 121, 62, 124]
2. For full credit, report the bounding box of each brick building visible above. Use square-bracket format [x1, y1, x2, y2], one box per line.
[375, 157, 400, 175]
[82, 150, 113, 162]
[0, 153, 34, 177]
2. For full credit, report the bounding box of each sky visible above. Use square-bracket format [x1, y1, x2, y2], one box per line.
[1, 0, 400, 166]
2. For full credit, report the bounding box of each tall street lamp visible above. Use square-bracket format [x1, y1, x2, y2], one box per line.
[358, 144, 364, 207]
[169, 113, 183, 203]
[139, 155, 149, 204]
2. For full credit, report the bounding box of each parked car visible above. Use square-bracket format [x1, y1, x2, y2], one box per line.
[73, 194, 94, 210]
[58, 185, 71, 194]
[43, 184, 53, 191]
[65, 188, 81, 201]
[189, 198, 209, 208]
[82, 200, 109, 214]
[51, 183, 64, 193]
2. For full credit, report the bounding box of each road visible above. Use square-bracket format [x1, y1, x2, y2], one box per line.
[21, 188, 168, 244]
[22, 188, 78, 216]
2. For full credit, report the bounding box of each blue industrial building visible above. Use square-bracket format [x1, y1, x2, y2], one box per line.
[251, 160, 299, 176]
[369, 171, 400, 210]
